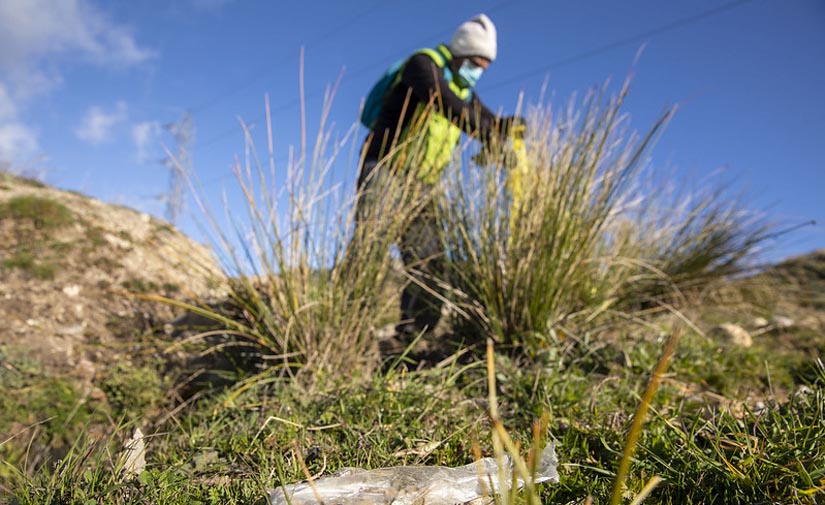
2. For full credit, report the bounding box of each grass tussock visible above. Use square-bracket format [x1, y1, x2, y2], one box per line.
[614, 175, 774, 309]
[437, 79, 773, 344]
[158, 92, 445, 389]
[438, 80, 666, 342]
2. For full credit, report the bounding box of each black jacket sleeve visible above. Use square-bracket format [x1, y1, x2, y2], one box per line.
[399, 53, 500, 140]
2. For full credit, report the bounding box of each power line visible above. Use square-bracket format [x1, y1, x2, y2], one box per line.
[486, 0, 757, 92]
[192, 0, 759, 190]
[194, 0, 521, 151]
[189, 0, 394, 115]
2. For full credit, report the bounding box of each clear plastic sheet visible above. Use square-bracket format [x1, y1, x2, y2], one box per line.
[270, 442, 558, 505]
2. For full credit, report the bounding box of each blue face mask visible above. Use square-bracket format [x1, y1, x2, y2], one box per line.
[456, 60, 484, 89]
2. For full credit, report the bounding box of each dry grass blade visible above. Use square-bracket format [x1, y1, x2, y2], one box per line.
[486, 339, 547, 505]
[609, 325, 683, 505]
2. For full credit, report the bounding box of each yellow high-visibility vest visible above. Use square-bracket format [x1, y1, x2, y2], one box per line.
[394, 45, 471, 184]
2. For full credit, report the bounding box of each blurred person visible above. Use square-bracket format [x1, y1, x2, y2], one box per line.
[356, 13, 521, 342]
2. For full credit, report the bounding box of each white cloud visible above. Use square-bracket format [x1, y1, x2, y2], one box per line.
[0, 84, 17, 121]
[0, 123, 39, 161]
[132, 121, 163, 162]
[0, 0, 154, 71]
[75, 101, 128, 145]
[0, 1, 153, 163]
[0, 83, 40, 165]
[4, 67, 64, 105]
[0, 1, 152, 100]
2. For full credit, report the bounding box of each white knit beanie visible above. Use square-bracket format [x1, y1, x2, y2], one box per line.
[448, 14, 498, 62]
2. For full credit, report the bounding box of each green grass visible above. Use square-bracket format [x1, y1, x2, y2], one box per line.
[122, 278, 162, 294]
[0, 173, 46, 189]
[0, 195, 77, 279]
[99, 363, 164, 421]
[0, 348, 106, 487]
[3, 326, 822, 503]
[85, 226, 108, 247]
[2, 251, 57, 279]
[0, 195, 74, 229]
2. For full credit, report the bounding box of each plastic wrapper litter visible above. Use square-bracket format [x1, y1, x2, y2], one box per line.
[269, 442, 558, 505]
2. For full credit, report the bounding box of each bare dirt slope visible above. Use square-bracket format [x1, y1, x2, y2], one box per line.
[0, 173, 221, 386]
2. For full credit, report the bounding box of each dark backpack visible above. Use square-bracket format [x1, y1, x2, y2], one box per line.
[360, 58, 406, 129]
[360, 46, 472, 130]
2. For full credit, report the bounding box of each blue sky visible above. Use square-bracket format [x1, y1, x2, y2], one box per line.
[1, 0, 823, 262]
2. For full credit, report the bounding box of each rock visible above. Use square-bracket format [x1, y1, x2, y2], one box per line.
[374, 323, 396, 340]
[270, 443, 559, 505]
[57, 324, 85, 335]
[88, 387, 108, 402]
[76, 358, 96, 381]
[711, 323, 753, 348]
[751, 317, 769, 328]
[799, 315, 822, 331]
[794, 385, 814, 398]
[62, 284, 81, 297]
[770, 316, 795, 330]
[103, 232, 131, 249]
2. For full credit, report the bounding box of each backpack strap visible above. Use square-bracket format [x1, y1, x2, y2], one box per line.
[390, 44, 472, 102]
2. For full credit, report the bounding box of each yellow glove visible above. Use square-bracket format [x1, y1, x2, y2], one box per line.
[505, 123, 530, 219]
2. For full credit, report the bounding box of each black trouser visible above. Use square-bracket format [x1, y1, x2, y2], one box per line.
[355, 161, 445, 335]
